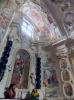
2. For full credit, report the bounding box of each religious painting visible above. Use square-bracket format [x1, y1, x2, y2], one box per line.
[21, 2, 48, 29]
[42, 56, 59, 97]
[11, 49, 30, 89]
[26, 9, 44, 29]
[63, 83, 73, 97]
[43, 68, 59, 97]
[43, 68, 58, 87]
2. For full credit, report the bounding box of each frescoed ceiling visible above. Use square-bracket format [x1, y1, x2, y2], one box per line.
[19, 1, 63, 43]
[41, 0, 74, 38]
[0, 0, 74, 45]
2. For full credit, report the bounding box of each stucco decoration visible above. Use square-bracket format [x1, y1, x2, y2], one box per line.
[63, 83, 73, 97]
[51, 0, 71, 12]
[20, 1, 48, 30]
[30, 73, 36, 86]
[64, 11, 74, 37]
[20, 1, 62, 42]
[0, 14, 9, 42]
[2, 0, 17, 18]
[61, 70, 70, 81]
[0, 0, 62, 44]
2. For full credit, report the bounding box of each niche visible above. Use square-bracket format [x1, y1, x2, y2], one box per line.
[11, 49, 30, 89]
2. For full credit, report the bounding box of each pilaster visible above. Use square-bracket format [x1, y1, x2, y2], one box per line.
[56, 44, 74, 98]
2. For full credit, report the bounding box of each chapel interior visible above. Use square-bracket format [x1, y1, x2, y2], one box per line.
[0, 0, 74, 100]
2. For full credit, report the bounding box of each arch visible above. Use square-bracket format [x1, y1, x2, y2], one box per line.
[11, 49, 30, 89]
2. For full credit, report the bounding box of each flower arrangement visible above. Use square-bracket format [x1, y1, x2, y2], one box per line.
[25, 89, 39, 100]
[31, 89, 39, 100]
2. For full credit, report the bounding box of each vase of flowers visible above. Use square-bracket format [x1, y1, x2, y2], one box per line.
[31, 89, 39, 100]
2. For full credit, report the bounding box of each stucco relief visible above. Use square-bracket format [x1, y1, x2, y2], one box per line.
[0, 15, 9, 42]
[64, 11, 74, 37]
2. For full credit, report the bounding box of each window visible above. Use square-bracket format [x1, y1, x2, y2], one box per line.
[21, 18, 33, 37]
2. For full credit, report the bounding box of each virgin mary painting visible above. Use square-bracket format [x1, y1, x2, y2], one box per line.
[11, 50, 30, 89]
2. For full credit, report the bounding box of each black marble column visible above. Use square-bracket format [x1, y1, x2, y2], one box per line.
[35, 57, 41, 89]
[0, 39, 13, 81]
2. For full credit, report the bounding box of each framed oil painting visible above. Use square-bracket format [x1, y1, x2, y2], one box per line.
[43, 68, 59, 97]
[11, 49, 30, 89]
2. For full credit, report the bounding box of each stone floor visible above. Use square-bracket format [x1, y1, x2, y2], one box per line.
[43, 97, 74, 100]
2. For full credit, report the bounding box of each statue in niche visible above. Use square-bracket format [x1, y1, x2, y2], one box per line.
[11, 50, 30, 89]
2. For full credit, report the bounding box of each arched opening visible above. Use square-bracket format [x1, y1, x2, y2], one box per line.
[11, 49, 30, 89]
